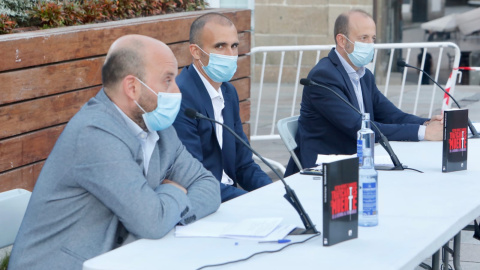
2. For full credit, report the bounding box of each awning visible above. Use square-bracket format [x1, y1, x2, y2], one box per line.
[420, 7, 480, 36]
[420, 14, 457, 32]
[455, 7, 480, 35]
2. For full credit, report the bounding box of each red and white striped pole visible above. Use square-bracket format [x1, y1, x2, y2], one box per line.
[442, 67, 480, 110]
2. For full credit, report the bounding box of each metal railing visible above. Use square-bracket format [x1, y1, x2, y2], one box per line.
[249, 42, 461, 142]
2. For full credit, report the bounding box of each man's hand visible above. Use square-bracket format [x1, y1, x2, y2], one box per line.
[425, 120, 444, 141]
[430, 114, 443, 122]
[162, 179, 187, 194]
[424, 114, 443, 126]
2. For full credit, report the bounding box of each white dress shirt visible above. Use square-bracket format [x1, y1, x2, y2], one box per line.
[335, 49, 366, 113]
[114, 104, 159, 175]
[193, 64, 234, 185]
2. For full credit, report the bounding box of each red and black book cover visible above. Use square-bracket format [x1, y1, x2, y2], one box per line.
[322, 157, 359, 246]
[442, 108, 468, 173]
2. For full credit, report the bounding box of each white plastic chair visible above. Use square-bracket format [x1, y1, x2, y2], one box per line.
[0, 189, 31, 248]
[277, 116, 302, 171]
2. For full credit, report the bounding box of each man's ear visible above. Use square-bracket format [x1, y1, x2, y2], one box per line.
[189, 44, 201, 60]
[122, 75, 140, 101]
[336, 34, 347, 49]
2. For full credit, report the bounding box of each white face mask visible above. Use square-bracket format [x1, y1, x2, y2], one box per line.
[342, 35, 374, 67]
[134, 77, 182, 132]
[196, 45, 238, 82]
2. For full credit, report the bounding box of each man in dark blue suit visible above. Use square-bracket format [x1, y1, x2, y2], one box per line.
[285, 9, 444, 176]
[173, 13, 272, 202]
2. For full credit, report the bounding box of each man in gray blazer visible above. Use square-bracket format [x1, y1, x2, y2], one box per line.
[9, 35, 221, 270]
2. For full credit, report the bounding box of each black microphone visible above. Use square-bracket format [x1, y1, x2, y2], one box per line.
[184, 108, 319, 235]
[300, 78, 406, 171]
[397, 60, 479, 138]
[184, 109, 207, 120]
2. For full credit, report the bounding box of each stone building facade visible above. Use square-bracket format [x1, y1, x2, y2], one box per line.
[253, 0, 374, 82]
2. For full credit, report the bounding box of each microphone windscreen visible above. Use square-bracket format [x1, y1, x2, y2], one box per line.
[299, 78, 311, 86]
[397, 60, 406, 67]
[184, 108, 197, 119]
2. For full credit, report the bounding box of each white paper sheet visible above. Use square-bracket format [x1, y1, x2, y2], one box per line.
[174, 218, 295, 241]
[315, 154, 355, 165]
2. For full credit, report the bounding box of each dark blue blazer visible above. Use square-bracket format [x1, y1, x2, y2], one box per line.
[173, 65, 272, 192]
[285, 48, 428, 176]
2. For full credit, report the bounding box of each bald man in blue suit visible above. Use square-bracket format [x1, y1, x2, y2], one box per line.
[173, 13, 272, 202]
[285, 9, 443, 176]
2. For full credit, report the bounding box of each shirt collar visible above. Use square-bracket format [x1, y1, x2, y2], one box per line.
[113, 103, 157, 141]
[193, 64, 224, 101]
[334, 48, 366, 79]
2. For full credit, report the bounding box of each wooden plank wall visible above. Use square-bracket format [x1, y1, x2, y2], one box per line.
[0, 9, 251, 192]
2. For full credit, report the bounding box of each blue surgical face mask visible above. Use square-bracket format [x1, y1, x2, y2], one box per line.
[343, 35, 374, 68]
[196, 45, 238, 82]
[134, 77, 182, 132]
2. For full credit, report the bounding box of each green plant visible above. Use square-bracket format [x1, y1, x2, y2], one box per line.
[63, 1, 83, 25]
[0, 252, 9, 270]
[0, 0, 208, 34]
[0, 14, 18, 34]
[31, 1, 65, 28]
[0, 0, 42, 25]
[81, 0, 107, 23]
[180, 0, 206, 12]
[116, 0, 144, 19]
[142, 0, 164, 16]
[100, 0, 119, 20]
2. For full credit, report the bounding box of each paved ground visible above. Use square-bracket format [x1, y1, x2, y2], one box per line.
[249, 5, 480, 270]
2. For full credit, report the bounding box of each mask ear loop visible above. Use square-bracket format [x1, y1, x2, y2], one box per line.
[195, 44, 209, 56]
[134, 100, 147, 114]
[194, 45, 209, 68]
[135, 77, 158, 96]
[341, 34, 354, 55]
[133, 77, 155, 114]
[342, 34, 354, 45]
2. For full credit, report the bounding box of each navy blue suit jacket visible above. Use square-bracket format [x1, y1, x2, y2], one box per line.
[173, 65, 272, 195]
[285, 48, 428, 176]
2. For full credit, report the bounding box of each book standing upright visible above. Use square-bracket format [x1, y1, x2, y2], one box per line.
[442, 108, 468, 172]
[322, 157, 359, 246]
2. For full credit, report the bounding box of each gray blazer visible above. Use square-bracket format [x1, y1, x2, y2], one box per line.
[9, 89, 221, 270]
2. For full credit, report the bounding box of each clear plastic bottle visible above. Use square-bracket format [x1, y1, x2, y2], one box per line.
[357, 113, 378, 227]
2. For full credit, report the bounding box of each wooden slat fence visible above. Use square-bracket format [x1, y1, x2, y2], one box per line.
[0, 9, 251, 192]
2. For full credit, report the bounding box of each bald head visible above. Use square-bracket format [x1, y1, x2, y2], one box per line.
[101, 35, 179, 130]
[334, 9, 374, 44]
[102, 35, 171, 92]
[189, 12, 234, 46]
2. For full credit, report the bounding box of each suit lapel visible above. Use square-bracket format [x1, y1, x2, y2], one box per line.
[221, 84, 233, 143]
[97, 89, 144, 169]
[359, 78, 373, 116]
[328, 49, 362, 112]
[146, 144, 160, 188]
[186, 66, 216, 132]
[220, 84, 235, 177]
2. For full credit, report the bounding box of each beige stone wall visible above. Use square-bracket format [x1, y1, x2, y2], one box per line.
[253, 0, 374, 82]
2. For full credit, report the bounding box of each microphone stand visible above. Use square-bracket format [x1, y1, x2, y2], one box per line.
[398, 61, 479, 139]
[300, 79, 406, 171]
[187, 110, 319, 235]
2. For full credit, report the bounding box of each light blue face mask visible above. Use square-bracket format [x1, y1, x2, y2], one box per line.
[134, 78, 182, 132]
[343, 35, 374, 68]
[196, 45, 238, 83]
